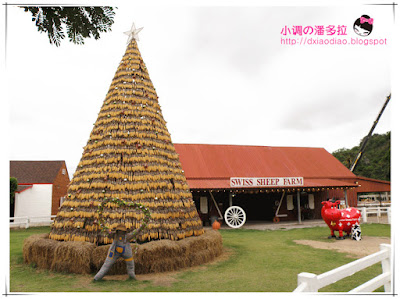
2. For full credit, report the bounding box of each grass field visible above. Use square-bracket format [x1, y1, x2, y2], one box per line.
[9, 224, 390, 293]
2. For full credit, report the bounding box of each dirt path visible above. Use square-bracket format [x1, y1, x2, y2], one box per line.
[294, 236, 390, 258]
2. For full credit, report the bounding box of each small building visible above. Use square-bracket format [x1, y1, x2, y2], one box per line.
[174, 144, 391, 225]
[10, 161, 70, 219]
[354, 177, 391, 206]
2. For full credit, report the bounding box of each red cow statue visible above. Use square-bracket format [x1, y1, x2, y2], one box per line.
[321, 200, 361, 240]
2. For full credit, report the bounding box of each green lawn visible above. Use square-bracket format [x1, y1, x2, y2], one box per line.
[9, 224, 390, 292]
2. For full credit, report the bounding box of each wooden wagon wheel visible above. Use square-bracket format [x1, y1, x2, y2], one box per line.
[224, 206, 246, 228]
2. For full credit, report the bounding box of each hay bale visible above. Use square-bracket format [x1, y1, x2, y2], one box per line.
[135, 240, 185, 274]
[23, 233, 57, 269]
[185, 230, 223, 267]
[90, 243, 111, 270]
[91, 229, 223, 275]
[23, 229, 223, 275]
[50, 241, 95, 274]
[23, 234, 95, 274]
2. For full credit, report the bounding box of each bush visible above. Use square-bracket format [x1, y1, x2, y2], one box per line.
[10, 177, 18, 205]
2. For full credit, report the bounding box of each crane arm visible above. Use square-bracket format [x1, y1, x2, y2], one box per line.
[350, 93, 391, 173]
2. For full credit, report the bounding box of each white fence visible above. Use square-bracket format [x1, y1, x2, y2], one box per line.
[10, 215, 56, 229]
[294, 244, 391, 293]
[358, 202, 391, 207]
[360, 207, 391, 224]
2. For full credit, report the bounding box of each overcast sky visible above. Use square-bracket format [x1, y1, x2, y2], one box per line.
[5, 2, 395, 177]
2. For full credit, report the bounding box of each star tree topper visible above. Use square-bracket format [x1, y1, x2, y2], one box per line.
[124, 22, 143, 44]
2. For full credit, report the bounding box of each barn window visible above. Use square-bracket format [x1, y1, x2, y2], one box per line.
[200, 196, 208, 214]
[287, 195, 294, 210]
[62, 169, 66, 175]
[308, 194, 315, 209]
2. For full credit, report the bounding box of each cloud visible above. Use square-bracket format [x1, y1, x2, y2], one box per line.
[279, 87, 390, 132]
[7, 4, 393, 174]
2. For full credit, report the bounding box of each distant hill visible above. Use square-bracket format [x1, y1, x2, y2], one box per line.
[332, 132, 390, 181]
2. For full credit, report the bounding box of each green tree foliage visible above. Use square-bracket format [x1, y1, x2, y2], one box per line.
[10, 177, 18, 205]
[333, 132, 390, 181]
[22, 7, 116, 46]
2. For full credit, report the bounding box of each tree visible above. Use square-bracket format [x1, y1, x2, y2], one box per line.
[10, 177, 18, 205]
[332, 132, 390, 181]
[21, 7, 116, 46]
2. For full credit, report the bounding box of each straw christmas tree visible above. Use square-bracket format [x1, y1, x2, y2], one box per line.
[49, 24, 204, 245]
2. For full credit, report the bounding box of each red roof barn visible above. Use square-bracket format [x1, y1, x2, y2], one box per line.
[174, 144, 390, 225]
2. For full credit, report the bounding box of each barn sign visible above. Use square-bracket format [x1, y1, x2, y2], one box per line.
[230, 177, 304, 187]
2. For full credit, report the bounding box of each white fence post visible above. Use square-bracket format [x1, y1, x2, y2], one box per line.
[297, 273, 318, 292]
[361, 207, 367, 222]
[25, 217, 29, 229]
[387, 207, 391, 224]
[380, 244, 391, 292]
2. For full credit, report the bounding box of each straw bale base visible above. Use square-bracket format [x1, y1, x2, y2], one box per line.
[23, 229, 223, 275]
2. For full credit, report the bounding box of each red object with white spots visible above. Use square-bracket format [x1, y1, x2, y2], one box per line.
[321, 200, 361, 239]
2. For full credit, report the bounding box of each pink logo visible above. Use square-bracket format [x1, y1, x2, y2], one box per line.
[360, 16, 374, 25]
[353, 15, 374, 37]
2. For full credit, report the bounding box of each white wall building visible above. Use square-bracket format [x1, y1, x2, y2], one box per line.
[10, 161, 70, 222]
[14, 184, 53, 218]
